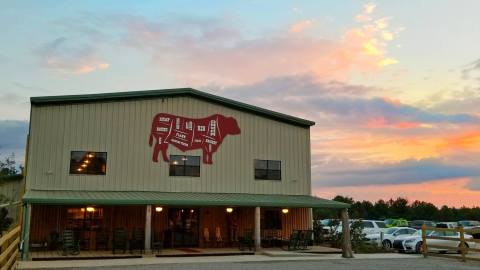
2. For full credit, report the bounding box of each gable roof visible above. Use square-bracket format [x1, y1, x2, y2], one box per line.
[30, 88, 315, 127]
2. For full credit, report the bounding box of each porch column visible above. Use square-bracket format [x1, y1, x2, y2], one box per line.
[341, 208, 353, 258]
[21, 203, 32, 261]
[254, 206, 261, 250]
[145, 205, 152, 252]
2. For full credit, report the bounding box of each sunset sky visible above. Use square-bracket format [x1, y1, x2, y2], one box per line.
[1, 1, 479, 207]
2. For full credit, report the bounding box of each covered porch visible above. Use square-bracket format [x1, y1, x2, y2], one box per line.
[21, 190, 350, 260]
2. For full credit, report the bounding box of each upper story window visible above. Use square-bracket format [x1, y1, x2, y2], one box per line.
[254, 159, 281, 180]
[70, 151, 107, 175]
[169, 155, 200, 177]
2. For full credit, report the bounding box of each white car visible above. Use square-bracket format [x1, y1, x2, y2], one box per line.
[334, 220, 387, 235]
[365, 227, 417, 249]
[393, 229, 474, 253]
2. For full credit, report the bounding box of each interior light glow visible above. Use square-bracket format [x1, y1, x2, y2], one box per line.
[282, 208, 289, 214]
[86, 207, 95, 212]
[155, 206, 163, 212]
[226, 207, 233, 213]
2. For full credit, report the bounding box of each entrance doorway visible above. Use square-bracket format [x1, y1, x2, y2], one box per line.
[164, 208, 199, 248]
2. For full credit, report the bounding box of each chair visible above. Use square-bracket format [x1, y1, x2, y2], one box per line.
[215, 227, 223, 247]
[238, 229, 255, 251]
[298, 230, 313, 250]
[112, 228, 127, 254]
[203, 227, 211, 248]
[59, 229, 80, 256]
[95, 230, 109, 251]
[282, 230, 300, 251]
[129, 228, 145, 254]
[151, 231, 164, 254]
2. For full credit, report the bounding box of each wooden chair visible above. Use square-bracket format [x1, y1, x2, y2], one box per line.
[203, 227, 211, 248]
[151, 231, 164, 254]
[238, 229, 255, 251]
[129, 227, 145, 254]
[215, 226, 223, 247]
[59, 229, 80, 256]
[112, 228, 127, 254]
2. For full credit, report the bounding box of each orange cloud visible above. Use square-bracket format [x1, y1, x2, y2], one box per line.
[314, 178, 480, 207]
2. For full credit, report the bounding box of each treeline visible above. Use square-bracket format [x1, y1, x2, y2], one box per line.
[314, 195, 480, 222]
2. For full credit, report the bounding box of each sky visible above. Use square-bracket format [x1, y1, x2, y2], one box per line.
[1, 1, 479, 207]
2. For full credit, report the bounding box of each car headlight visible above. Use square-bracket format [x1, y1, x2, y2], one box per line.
[405, 239, 415, 244]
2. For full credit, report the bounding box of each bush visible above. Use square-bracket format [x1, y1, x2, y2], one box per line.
[0, 207, 13, 235]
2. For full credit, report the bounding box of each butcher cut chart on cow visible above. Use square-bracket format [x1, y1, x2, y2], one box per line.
[149, 113, 241, 164]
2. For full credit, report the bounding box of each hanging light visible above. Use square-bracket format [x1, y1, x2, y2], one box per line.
[77, 168, 83, 172]
[84, 160, 90, 164]
[81, 164, 87, 168]
[86, 206, 95, 212]
[190, 209, 194, 213]
[87, 153, 95, 158]
[155, 206, 163, 212]
[282, 208, 289, 214]
[226, 207, 233, 213]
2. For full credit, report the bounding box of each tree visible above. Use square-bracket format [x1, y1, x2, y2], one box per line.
[388, 197, 410, 218]
[373, 199, 389, 220]
[0, 208, 13, 235]
[409, 200, 438, 220]
[0, 153, 20, 176]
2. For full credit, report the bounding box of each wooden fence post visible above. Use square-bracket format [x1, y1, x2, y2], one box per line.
[421, 224, 427, 258]
[459, 226, 466, 262]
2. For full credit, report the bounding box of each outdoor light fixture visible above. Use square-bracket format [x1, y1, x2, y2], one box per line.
[173, 161, 178, 165]
[155, 206, 163, 212]
[282, 208, 289, 214]
[226, 207, 233, 213]
[190, 209, 194, 213]
[86, 207, 95, 212]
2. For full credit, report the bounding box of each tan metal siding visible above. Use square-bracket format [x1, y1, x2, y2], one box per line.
[26, 96, 311, 195]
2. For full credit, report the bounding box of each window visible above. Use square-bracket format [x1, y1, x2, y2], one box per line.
[70, 151, 107, 175]
[254, 159, 281, 180]
[262, 210, 282, 230]
[169, 155, 200, 177]
[375, 221, 387, 228]
[362, 221, 374, 228]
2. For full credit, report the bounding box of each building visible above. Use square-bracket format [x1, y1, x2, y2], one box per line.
[20, 88, 348, 259]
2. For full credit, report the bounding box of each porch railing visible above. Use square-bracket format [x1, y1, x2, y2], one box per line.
[0, 225, 21, 270]
[421, 225, 480, 262]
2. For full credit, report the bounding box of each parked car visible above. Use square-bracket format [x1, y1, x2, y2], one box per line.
[409, 220, 435, 230]
[458, 220, 480, 229]
[334, 219, 387, 236]
[365, 226, 417, 249]
[393, 229, 474, 254]
[436, 222, 458, 229]
[384, 218, 409, 228]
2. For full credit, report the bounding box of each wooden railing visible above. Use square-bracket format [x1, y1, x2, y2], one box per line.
[0, 225, 21, 270]
[422, 225, 480, 262]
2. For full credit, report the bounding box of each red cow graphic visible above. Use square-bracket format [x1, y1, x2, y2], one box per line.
[149, 113, 241, 164]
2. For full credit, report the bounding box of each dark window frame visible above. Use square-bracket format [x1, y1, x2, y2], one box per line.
[69, 151, 107, 175]
[254, 159, 281, 180]
[169, 155, 201, 177]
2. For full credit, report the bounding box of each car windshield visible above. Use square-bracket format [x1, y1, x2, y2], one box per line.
[375, 221, 387, 228]
[385, 228, 397, 234]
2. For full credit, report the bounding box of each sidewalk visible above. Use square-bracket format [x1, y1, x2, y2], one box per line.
[18, 253, 420, 269]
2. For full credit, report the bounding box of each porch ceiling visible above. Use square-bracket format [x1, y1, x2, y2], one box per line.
[23, 190, 349, 208]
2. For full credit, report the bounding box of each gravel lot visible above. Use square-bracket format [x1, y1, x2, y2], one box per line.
[56, 258, 480, 270]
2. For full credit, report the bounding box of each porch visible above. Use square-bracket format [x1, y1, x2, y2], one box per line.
[21, 190, 350, 260]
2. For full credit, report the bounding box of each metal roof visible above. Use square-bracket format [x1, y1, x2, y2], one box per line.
[23, 190, 349, 208]
[30, 88, 315, 128]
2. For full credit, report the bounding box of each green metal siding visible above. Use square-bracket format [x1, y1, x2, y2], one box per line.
[30, 88, 315, 128]
[26, 96, 312, 195]
[23, 190, 349, 208]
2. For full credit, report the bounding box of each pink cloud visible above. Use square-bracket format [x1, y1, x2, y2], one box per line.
[314, 178, 480, 207]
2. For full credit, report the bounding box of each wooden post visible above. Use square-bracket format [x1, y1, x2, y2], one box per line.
[459, 226, 466, 262]
[21, 203, 31, 261]
[341, 208, 353, 258]
[145, 205, 152, 252]
[421, 224, 427, 258]
[254, 206, 261, 250]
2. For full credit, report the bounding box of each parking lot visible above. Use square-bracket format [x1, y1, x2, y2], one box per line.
[20, 257, 480, 270]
